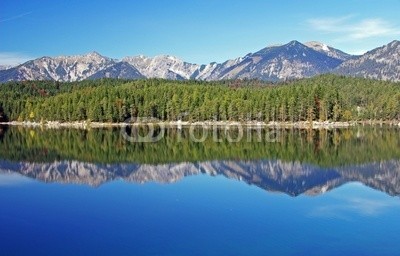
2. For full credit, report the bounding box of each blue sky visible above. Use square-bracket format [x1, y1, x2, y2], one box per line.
[1, 0, 400, 65]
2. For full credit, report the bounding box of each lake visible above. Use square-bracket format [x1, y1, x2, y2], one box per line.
[0, 125, 400, 256]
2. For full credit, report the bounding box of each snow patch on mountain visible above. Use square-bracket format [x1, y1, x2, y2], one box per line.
[305, 41, 351, 61]
[0, 65, 13, 71]
[123, 55, 200, 80]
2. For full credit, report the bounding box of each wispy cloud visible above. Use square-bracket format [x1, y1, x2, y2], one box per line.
[0, 52, 34, 66]
[307, 15, 400, 41]
[0, 11, 33, 23]
[310, 196, 400, 220]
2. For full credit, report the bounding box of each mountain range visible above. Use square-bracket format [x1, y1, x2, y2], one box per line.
[1, 159, 400, 197]
[0, 40, 399, 82]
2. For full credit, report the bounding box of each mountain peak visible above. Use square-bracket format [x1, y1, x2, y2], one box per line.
[254, 40, 307, 56]
[305, 41, 330, 52]
[305, 41, 351, 61]
[153, 55, 182, 62]
[82, 51, 111, 61]
[286, 40, 303, 47]
[389, 40, 400, 47]
[86, 51, 103, 57]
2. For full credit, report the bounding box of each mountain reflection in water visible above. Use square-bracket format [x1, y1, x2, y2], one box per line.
[0, 126, 399, 197]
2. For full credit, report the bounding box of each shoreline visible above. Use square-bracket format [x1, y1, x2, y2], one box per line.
[1, 120, 400, 130]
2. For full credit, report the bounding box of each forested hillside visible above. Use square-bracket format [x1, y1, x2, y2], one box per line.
[0, 75, 399, 122]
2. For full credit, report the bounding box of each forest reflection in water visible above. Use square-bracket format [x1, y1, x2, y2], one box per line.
[0, 125, 399, 196]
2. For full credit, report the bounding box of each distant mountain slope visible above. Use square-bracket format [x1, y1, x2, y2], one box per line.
[123, 55, 200, 80]
[305, 41, 352, 61]
[335, 40, 400, 81]
[1, 40, 399, 82]
[0, 52, 115, 82]
[216, 40, 343, 81]
[0, 65, 13, 71]
[88, 61, 144, 80]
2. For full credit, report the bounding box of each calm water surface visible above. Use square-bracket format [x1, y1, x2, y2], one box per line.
[0, 126, 399, 256]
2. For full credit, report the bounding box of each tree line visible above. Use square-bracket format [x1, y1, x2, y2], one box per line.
[0, 74, 399, 122]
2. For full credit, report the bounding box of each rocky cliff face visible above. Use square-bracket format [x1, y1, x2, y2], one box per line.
[88, 61, 144, 80]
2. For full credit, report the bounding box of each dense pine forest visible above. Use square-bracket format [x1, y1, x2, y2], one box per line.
[0, 74, 399, 123]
